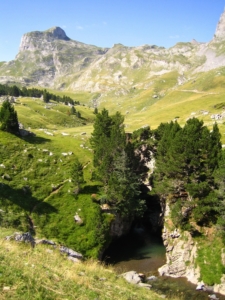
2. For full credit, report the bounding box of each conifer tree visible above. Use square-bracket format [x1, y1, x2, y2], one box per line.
[71, 157, 84, 194]
[90, 109, 147, 217]
[43, 89, 51, 103]
[70, 106, 76, 115]
[0, 99, 19, 134]
[152, 118, 222, 226]
[76, 111, 81, 118]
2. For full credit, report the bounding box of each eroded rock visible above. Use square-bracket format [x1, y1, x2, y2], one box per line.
[121, 271, 142, 284]
[60, 246, 83, 259]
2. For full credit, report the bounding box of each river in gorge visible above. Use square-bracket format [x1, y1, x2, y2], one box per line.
[103, 227, 225, 300]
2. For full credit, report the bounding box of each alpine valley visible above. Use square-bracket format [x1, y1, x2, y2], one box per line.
[1, 8, 225, 300]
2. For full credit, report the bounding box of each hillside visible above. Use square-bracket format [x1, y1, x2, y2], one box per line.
[0, 228, 167, 300]
[1, 11, 225, 139]
[0, 97, 104, 256]
[1, 7, 225, 300]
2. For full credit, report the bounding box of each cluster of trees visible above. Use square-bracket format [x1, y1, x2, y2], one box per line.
[0, 84, 80, 106]
[69, 105, 81, 118]
[151, 118, 223, 229]
[89, 110, 225, 237]
[90, 109, 150, 218]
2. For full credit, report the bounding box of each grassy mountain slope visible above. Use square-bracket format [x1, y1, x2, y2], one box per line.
[0, 228, 167, 300]
[0, 97, 107, 257]
[0, 98, 177, 298]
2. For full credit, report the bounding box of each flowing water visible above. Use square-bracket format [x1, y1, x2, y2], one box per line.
[103, 228, 225, 300]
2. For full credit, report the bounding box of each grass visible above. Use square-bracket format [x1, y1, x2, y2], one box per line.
[0, 79, 225, 297]
[0, 97, 103, 257]
[196, 236, 225, 285]
[0, 228, 167, 300]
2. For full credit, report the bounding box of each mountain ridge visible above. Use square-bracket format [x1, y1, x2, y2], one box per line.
[1, 10, 225, 97]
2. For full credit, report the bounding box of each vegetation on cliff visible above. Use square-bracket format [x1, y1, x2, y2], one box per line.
[0, 88, 225, 292]
[90, 109, 149, 218]
[151, 118, 223, 229]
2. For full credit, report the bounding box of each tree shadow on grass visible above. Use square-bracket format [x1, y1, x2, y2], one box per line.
[20, 134, 51, 145]
[0, 183, 57, 218]
[80, 184, 100, 195]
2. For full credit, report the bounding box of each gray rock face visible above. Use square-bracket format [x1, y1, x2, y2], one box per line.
[59, 246, 83, 259]
[14, 232, 35, 246]
[46, 27, 70, 41]
[158, 203, 200, 284]
[121, 271, 152, 289]
[121, 271, 142, 284]
[0, 26, 108, 88]
[2, 10, 225, 93]
[214, 9, 225, 41]
[19, 27, 69, 52]
[36, 239, 56, 246]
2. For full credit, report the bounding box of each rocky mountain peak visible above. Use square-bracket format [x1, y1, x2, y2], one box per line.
[44, 26, 70, 41]
[213, 8, 225, 41]
[18, 26, 70, 52]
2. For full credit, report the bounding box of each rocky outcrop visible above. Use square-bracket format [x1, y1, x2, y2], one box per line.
[158, 202, 200, 284]
[158, 227, 200, 284]
[5, 232, 83, 262]
[0, 26, 108, 88]
[2, 9, 225, 92]
[214, 9, 225, 41]
[19, 27, 70, 52]
[158, 202, 225, 296]
[121, 271, 152, 289]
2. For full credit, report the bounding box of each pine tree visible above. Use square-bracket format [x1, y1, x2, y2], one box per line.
[214, 151, 225, 242]
[71, 157, 84, 194]
[76, 111, 81, 118]
[0, 99, 19, 134]
[152, 118, 222, 226]
[43, 89, 51, 103]
[107, 150, 146, 217]
[70, 106, 76, 115]
[90, 108, 112, 169]
[90, 109, 147, 217]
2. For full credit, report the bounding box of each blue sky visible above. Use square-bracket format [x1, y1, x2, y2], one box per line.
[0, 0, 225, 61]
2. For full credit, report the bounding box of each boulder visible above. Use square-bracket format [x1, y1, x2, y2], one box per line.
[121, 271, 142, 284]
[147, 275, 157, 281]
[208, 295, 219, 300]
[67, 256, 81, 263]
[2, 174, 11, 181]
[36, 239, 56, 246]
[14, 232, 35, 246]
[74, 213, 83, 224]
[196, 282, 205, 290]
[60, 246, 83, 259]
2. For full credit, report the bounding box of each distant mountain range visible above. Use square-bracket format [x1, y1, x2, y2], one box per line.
[1, 10, 225, 97]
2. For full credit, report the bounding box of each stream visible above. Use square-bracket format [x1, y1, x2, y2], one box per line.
[103, 228, 225, 300]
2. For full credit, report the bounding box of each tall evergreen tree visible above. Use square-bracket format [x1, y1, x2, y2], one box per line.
[90, 109, 147, 217]
[43, 89, 51, 103]
[0, 99, 19, 134]
[70, 106, 76, 115]
[71, 157, 84, 194]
